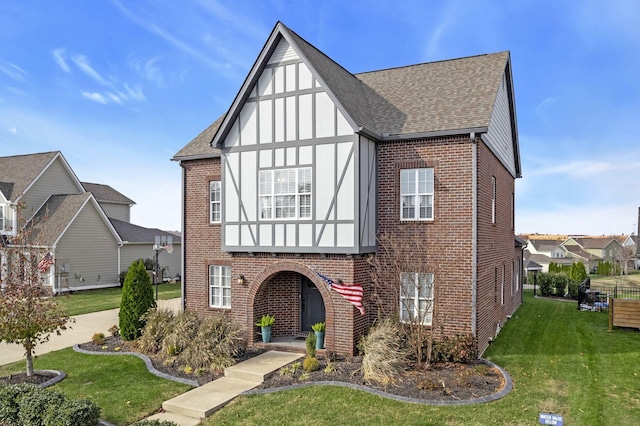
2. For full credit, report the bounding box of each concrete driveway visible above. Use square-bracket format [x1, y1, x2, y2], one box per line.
[0, 298, 181, 367]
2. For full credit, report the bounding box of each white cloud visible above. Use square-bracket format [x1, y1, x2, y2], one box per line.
[72, 54, 113, 86]
[0, 60, 27, 81]
[124, 84, 146, 101]
[107, 92, 123, 104]
[129, 55, 164, 86]
[531, 160, 613, 179]
[8, 127, 17, 134]
[52, 48, 71, 72]
[81, 91, 107, 104]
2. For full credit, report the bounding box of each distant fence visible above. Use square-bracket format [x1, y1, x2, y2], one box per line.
[578, 277, 640, 312]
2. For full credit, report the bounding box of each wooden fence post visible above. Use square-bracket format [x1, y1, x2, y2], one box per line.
[608, 297, 613, 331]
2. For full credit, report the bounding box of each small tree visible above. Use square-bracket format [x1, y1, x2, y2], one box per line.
[368, 233, 441, 369]
[0, 204, 71, 376]
[119, 259, 156, 340]
[569, 262, 587, 284]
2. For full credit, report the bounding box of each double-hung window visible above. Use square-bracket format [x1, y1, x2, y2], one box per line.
[400, 272, 435, 325]
[210, 181, 221, 223]
[400, 168, 434, 220]
[209, 265, 231, 308]
[259, 167, 311, 220]
[0, 205, 4, 232]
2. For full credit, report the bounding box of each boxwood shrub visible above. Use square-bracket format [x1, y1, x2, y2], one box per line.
[0, 381, 100, 426]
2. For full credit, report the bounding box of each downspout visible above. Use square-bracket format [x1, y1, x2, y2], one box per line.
[521, 242, 527, 304]
[180, 161, 186, 311]
[471, 132, 478, 337]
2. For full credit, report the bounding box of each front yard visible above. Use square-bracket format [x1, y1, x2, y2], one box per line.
[2, 293, 639, 425]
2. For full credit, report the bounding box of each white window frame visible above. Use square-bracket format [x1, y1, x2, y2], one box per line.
[501, 265, 505, 305]
[400, 168, 434, 221]
[259, 167, 312, 220]
[400, 272, 434, 326]
[0, 205, 4, 233]
[210, 181, 221, 223]
[209, 265, 231, 308]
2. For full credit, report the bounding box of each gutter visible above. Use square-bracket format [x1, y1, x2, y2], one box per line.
[179, 161, 186, 311]
[471, 132, 478, 337]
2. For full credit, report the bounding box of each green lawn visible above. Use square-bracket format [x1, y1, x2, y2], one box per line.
[199, 294, 640, 426]
[0, 348, 191, 425]
[53, 282, 181, 316]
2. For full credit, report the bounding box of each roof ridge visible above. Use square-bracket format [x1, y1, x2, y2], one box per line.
[354, 51, 509, 76]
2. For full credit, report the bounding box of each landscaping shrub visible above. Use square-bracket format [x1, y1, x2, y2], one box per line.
[18, 387, 65, 426]
[138, 308, 176, 354]
[177, 314, 246, 372]
[47, 398, 101, 426]
[431, 334, 478, 364]
[91, 332, 105, 345]
[552, 273, 569, 296]
[0, 383, 39, 425]
[358, 318, 408, 384]
[303, 356, 320, 372]
[161, 310, 200, 357]
[538, 273, 553, 296]
[568, 280, 580, 300]
[305, 332, 316, 358]
[0, 383, 100, 426]
[108, 324, 120, 337]
[119, 260, 156, 341]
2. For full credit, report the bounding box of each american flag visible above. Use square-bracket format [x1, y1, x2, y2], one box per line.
[316, 271, 365, 315]
[38, 252, 54, 273]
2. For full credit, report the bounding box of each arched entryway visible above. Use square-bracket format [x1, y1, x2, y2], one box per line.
[248, 261, 333, 346]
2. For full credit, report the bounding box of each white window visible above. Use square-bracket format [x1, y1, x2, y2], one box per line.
[209, 265, 231, 308]
[0, 206, 4, 232]
[210, 181, 221, 223]
[400, 272, 434, 325]
[491, 176, 496, 224]
[501, 265, 505, 305]
[259, 167, 311, 220]
[400, 168, 434, 220]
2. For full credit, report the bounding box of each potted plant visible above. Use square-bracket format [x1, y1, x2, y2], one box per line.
[311, 322, 325, 349]
[256, 314, 276, 343]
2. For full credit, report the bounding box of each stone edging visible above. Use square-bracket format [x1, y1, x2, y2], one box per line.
[38, 370, 66, 389]
[243, 358, 512, 406]
[72, 344, 199, 387]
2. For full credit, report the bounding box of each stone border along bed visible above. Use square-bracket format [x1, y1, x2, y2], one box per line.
[244, 358, 513, 406]
[73, 343, 513, 406]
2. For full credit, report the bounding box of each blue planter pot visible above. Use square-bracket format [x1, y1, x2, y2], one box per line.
[315, 331, 325, 349]
[261, 326, 271, 343]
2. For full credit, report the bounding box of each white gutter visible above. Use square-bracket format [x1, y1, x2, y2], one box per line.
[471, 132, 478, 336]
[179, 161, 186, 311]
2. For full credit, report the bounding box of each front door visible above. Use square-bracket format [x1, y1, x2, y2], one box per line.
[300, 276, 325, 332]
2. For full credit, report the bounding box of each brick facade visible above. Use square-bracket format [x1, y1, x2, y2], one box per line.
[181, 133, 521, 356]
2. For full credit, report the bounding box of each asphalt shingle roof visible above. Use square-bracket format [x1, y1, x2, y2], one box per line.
[174, 22, 512, 160]
[0, 152, 59, 201]
[82, 182, 135, 205]
[110, 217, 181, 244]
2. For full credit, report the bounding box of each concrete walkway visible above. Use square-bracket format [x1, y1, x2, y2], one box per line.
[0, 298, 181, 366]
[147, 351, 302, 426]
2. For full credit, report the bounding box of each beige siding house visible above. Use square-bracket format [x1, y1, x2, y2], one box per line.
[0, 151, 181, 292]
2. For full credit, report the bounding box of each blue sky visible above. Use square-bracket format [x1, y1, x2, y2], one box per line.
[1, 1, 639, 236]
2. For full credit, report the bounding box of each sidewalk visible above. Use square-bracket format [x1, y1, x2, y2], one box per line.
[0, 298, 181, 367]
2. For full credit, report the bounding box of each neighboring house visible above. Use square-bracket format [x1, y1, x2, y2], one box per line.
[563, 236, 623, 265]
[0, 151, 181, 292]
[172, 22, 523, 355]
[110, 218, 181, 281]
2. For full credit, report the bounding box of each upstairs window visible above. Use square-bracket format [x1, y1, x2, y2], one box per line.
[400, 168, 434, 220]
[259, 167, 312, 220]
[210, 181, 221, 223]
[0, 205, 4, 232]
[400, 272, 435, 326]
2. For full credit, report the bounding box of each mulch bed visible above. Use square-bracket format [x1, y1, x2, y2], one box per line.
[0, 371, 58, 386]
[5, 336, 505, 402]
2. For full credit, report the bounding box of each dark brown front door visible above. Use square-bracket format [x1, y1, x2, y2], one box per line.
[300, 276, 325, 332]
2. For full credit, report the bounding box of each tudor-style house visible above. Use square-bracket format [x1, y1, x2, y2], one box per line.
[0, 151, 180, 292]
[173, 22, 523, 355]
